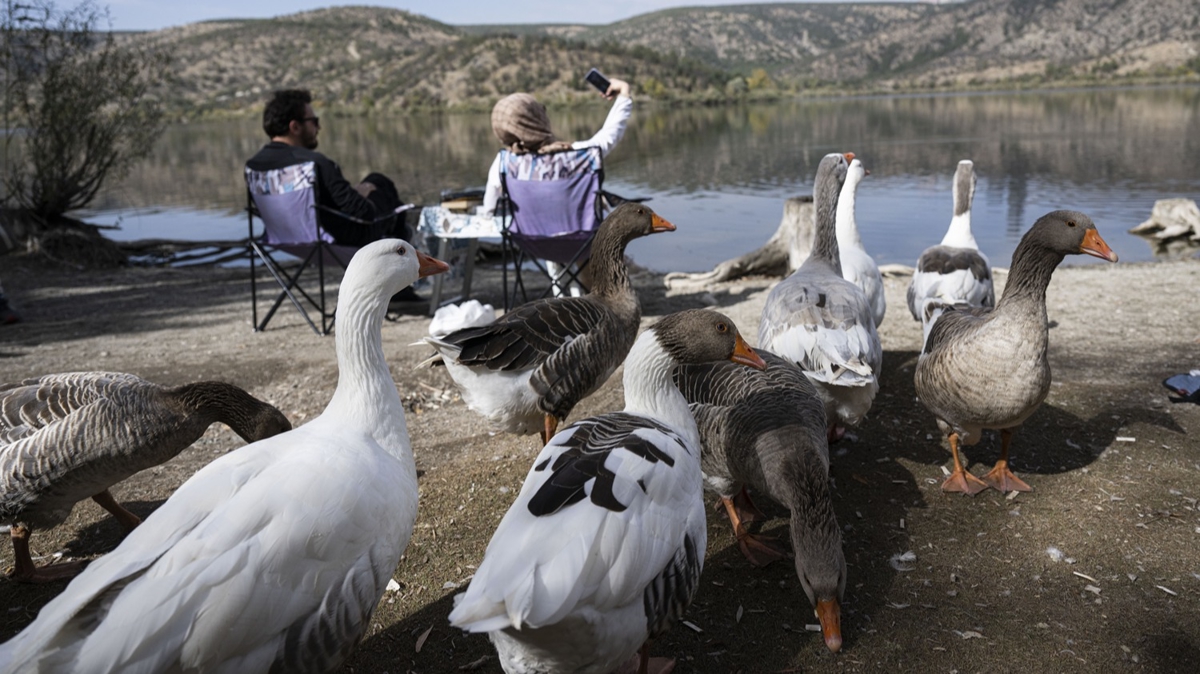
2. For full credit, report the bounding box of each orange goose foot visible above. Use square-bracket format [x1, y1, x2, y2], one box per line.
[615, 647, 676, 674]
[982, 460, 1032, 493]
[8, 525, 88, 583]
[720, 490, 788, 567]
[6, 559, 88, 584]
[941, 468, 988, 496]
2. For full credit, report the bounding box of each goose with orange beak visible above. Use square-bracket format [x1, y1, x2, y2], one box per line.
[914, 210, 1117, 495]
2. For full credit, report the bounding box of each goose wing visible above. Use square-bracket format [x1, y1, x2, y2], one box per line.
[841, 248, 886, 328]
[0, 423, 412, 673]
[907, 246, 994, 321]
[677, 350, 830, 477]
[441, 297, 612, 372]
[759, 271, 881, 387]
[0, 372, 150, 445]
[450, 412, 705, 634]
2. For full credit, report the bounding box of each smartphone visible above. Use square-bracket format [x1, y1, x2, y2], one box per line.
[585, 68, 611, 94]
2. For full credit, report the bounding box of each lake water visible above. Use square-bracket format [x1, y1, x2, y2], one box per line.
[80, 86, 1200, 272]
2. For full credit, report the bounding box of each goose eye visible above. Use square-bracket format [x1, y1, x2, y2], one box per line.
[716, 322, 729, 333]
[396, 245, 407, 255]
[1066, 220, 1077, 227]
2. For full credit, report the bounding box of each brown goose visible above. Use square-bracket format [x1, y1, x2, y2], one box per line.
[424, 202, 675, 442]
[675, 348, 845, 653]
[914, 210, 1117, 495]
[0, 372, 291, 582]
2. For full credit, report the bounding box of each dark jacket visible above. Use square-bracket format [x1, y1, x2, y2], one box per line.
[246, 141, 379, 222]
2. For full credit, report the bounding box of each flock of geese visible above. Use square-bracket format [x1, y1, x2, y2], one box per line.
[0, 151, 1117, 673]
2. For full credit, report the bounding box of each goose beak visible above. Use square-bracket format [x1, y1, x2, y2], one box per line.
[416, 251, 451, 278]
[816, 598, 843, 653]
[843, 152, 855, 162]
[651, 213, 676, 233]
[729, 336, 767, 370]
[1080, 228, 1118, 263]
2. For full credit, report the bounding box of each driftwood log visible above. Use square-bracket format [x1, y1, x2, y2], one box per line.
[663, 195, 814, 290]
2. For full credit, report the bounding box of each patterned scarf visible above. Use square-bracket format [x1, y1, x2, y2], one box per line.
[491, 93, 574, 155]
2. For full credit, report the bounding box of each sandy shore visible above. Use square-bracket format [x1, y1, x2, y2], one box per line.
[1, 251, 1198, 672]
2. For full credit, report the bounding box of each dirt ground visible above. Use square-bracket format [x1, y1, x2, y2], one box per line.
[0, 250, 1198, 673]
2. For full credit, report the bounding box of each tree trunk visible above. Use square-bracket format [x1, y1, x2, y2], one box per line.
[0, 209, 127, 268]
[663, 195, 814, 290]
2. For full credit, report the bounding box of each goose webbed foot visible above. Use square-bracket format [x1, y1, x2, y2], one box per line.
[720, 490, 789, 567]
[615, 645, 675, 674]
[6, 559, 88, 583]
[7, 525, 87, 583]
[981, 460, 1032, 493]
[940, 468, 988, 496]
[827, 423, 846, 444]
[941, 431, 987, 495]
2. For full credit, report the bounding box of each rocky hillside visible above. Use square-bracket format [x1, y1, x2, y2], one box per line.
[125, 1, 1199, 116]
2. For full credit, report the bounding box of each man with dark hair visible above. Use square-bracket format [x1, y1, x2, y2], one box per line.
[247, 89, 421, 300]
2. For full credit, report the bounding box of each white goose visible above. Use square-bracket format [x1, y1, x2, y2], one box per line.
[1, 372, 291, 583]
[906, 159, 994, 339]
[0, 240, 449, 673]
[836, 157, 886, 328]
[449, 309, 766, 674]
[759, 152, 882, 441]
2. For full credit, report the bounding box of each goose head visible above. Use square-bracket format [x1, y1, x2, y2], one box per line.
[600, 202, 676, 244]
[814, 152, 852, 218]
[836, 158, 868, 241]
[847, 157, 868, 185]
[795, 523, 847, 653]
[227, 396, 292, 444]
[342, 239, 450, 302]
[952, 159, 976, 218]
[1027, 210, 1118, 262]
[651, 309, 766, 371]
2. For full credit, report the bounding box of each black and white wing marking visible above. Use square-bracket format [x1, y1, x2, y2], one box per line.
[527, 412, 678, 516]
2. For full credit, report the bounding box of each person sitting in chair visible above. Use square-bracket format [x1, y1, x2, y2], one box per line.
[246, 88, 421, 301]
[480, 76, 632, 217]
[481, 76, 632, 297]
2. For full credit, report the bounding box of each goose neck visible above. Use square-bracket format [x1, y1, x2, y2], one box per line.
[621, 334, 701, 451]
[326, 284, 410, 455]
[173, 381, 257, 432]
[812, 185, 842, 274]
[835, 181, 864, 250]
[940, 212, 978, 249]
[996, 238, 1064, 310]
[587, 228, 634, 300]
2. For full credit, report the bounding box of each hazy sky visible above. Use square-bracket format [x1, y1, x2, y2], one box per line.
[104, 1, 925, 32]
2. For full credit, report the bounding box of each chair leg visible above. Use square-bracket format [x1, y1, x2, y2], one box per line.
[252, 243, 325, 336]
[429, 237, 450, 317]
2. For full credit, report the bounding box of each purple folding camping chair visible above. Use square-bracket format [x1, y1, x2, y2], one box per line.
[244, 162, 401, 335]
[496, 146, 607, 310]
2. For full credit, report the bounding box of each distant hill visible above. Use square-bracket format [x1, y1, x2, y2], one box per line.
[125, 1, 1199, 117]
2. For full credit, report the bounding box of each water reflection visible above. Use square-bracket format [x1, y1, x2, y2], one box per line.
[88, 86, 1200, 271]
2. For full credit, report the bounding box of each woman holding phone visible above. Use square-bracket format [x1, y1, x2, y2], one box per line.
[479, 72, 632, 218]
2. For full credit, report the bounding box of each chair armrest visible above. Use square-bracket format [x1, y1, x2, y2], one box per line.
[315, 202, 421, 226]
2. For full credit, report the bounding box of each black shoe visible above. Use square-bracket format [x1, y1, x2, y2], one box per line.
[390, 286, 424, 304]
